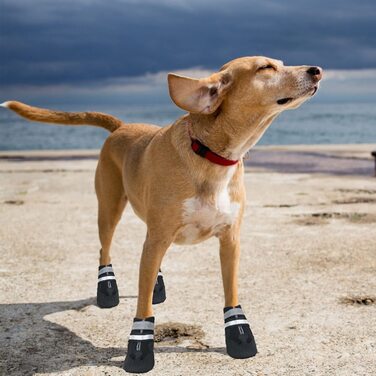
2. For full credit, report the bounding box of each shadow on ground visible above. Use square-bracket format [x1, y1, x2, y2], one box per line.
[0, 297, 225, 375]
[246, 150, 374, 176]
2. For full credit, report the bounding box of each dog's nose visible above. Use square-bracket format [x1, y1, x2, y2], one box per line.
[306, 66, 322, 81]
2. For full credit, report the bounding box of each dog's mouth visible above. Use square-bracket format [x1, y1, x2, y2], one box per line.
[277, 85, 318, 105]
[311, 85, 318, 96]
[277, 97, 293, 105]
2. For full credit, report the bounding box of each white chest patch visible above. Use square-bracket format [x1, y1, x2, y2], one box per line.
[177, 168, 240, 244]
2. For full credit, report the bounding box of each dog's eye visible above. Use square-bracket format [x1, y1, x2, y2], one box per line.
[258, 64, 274, 71]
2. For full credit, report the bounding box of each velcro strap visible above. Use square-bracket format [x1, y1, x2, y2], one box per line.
[224, 307, 244, 320]
[224, 319, 249, 328]
[132, 321, 155, 331]
[98, 276, 116, 283]
[98, 266, 114, 276]
[129, 334, 154, 341]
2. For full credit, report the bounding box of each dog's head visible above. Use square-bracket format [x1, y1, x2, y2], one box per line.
[168, 56, 322, 117]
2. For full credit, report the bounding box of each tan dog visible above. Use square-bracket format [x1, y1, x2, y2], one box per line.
[1, 56, 322, 373]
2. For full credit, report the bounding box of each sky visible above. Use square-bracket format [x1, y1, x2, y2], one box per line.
[0, 0, 376, 102]
[0, 0, 376, 79]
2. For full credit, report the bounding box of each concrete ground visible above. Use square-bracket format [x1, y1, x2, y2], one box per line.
[0, 145, 375, 376]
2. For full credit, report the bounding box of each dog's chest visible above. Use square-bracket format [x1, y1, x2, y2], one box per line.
[175, 176, 240, 245]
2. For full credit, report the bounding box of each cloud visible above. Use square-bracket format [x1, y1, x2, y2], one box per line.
[2, 68, 375, 106]
[325, 69, 376, 80]
[1, 68, 213, 96]
[0, 0, 375, 89]
[0, 68, 218, 106]
[319, 69, 376, 100]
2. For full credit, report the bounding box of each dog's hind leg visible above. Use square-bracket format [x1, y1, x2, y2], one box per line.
[95, 157, 127, 308]
[152, 268, 166, 305]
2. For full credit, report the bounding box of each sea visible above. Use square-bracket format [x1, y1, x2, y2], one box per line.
[0, 100, 375, 150]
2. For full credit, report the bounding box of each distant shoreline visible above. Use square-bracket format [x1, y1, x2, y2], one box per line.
[2, 102, 376, 150]
[1, 144, 375, 176]
[0, 143, 374, 156]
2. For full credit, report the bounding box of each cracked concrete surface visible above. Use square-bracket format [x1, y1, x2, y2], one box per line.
[0, 145, 375, 376]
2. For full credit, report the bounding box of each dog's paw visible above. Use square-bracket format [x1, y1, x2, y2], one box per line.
[96, 264, 119, 309]
[152, 271, 166, 305]
[224, 305, 257, 359]
[123, 317, 155, 373]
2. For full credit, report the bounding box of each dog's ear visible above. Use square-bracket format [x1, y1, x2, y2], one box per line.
[167, 71, 233, 114]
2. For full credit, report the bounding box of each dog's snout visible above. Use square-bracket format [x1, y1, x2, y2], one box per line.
[307, 67, 321, 76]
[306, 66, 322, 81]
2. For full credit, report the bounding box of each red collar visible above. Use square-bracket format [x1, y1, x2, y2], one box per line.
[190, 138, 238, 166]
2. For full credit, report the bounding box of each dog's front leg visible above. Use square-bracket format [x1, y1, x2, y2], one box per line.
[123, 230, 172, 373]
[219, 229, 258, 359]
[220, 229, 241, 308]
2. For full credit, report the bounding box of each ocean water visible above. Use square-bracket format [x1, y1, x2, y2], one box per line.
[0, 101, 375, 150]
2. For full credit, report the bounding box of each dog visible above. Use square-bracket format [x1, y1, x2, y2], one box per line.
[1, 56, 322, 373]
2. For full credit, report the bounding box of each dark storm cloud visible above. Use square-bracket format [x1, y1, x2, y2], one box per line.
[0, 0, 375, 87]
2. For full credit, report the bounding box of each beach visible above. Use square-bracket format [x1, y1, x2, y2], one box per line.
[1, 144, 376, 376]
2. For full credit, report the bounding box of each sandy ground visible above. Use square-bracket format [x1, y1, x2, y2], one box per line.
[0, 145, 375, 376]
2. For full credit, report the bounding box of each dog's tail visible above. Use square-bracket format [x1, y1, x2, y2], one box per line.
[0, 100, 124, 133]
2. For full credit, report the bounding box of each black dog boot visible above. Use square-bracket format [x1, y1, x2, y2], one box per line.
[123, 317, 155, 373]
[152, 270, 166, 305]
[224, 305, 257, 359]
[97, 264, 119, 308]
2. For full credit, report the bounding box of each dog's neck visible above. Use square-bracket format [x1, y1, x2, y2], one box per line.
[187, 110, 279, 161]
